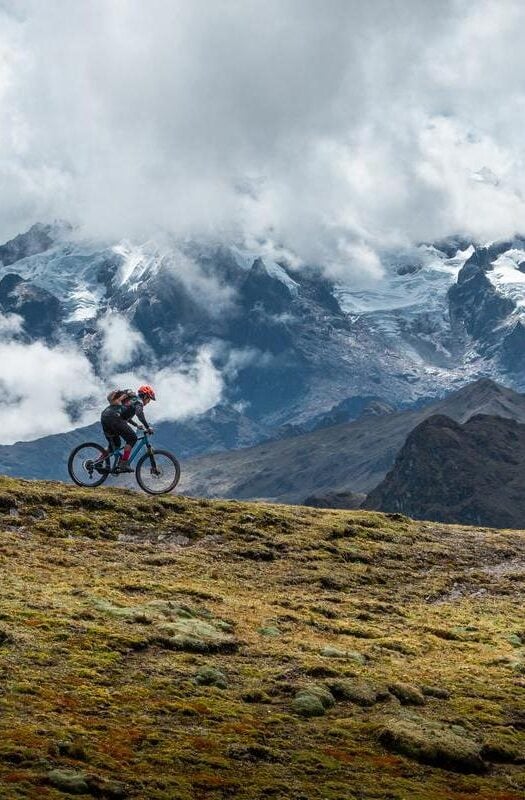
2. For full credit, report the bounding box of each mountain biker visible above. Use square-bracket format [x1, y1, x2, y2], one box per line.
[100, 385, 156, 473]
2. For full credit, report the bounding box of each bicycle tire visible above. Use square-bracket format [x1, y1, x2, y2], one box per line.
[135, 448, 181, 495]
[68, 442, 111, 488]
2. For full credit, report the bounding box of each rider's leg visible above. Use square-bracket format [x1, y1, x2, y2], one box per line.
[93, 432, 118, 474]
[113, 422, 137, 473]
[103, 434, 118, 458]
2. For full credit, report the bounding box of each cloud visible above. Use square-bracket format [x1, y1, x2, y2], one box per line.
[151, 348, 224, 421]
[112, 346, 224, 424]
[97, 312, 145, 370]
[161, 247, 236, 314]
[0, 311, 23, 337]
[0, 339, 101, 443]
[110, 341, 264, 425]
[1, 1, 525, 278]
[0, 307, 258, 442]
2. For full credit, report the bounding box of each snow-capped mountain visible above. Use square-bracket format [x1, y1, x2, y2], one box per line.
[1, 222, 525, 452]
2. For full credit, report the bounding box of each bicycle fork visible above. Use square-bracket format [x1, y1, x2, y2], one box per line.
[146, 444, 160, 476]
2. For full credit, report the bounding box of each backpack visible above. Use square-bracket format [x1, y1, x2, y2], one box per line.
[107, 388, 134, 404]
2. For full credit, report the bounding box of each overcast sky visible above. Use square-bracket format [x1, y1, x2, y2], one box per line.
[2, 0, 525, 442]
[2, 0, 525, 271]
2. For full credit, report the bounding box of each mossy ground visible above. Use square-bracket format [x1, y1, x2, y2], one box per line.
[0, 476, 524, 799]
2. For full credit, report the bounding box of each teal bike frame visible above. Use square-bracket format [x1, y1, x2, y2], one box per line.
[95, 431, 156, 474]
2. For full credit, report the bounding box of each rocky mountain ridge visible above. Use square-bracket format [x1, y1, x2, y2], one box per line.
[1, 224, 525, 439]
[174, 378, 525, 503]
[2, 223, 525, 474]
[363, 413, 525, 528]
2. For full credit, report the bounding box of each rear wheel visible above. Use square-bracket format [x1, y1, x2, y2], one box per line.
[68, 443, 111, 488]
[135, 449, 181, 495]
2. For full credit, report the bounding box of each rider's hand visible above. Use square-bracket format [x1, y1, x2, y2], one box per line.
[146, 427, 154, 435]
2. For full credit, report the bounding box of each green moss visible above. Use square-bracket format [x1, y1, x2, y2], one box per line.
[156, 617, 238, 653]
[292, 684, 335, 718]
[195, 666, 228, 689]
[379, 718, 487, 773]
[0, 475, 523, 799]
[258, 625, 281, 637]
[319, 646, 366, 664]
[292, 693, 326, 717]
[388, 682, 426, 706]
[47, 769, 90, 794]
[302, 684, 336, 709]
[328, 680, 377, 706]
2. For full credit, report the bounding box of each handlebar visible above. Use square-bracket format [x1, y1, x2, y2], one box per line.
[137, 427, 154, 438]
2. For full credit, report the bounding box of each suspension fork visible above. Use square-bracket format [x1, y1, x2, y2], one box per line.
[146, 443, 160, 475]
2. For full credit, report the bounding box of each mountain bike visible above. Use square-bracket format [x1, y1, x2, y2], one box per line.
[67, 429, 180, 495]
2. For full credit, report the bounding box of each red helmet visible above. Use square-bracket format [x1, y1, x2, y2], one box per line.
[138, 385, 156, 401]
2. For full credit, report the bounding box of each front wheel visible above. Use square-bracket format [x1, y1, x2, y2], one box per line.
[135, 448, 181, 495]
[68, 442, 111, 488]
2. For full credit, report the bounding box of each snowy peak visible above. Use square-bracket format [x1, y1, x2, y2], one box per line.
[112, 240, 166, 290]
[1, 223, 525, 444]
[0, 223, 56, 267]
[0, 271, 63, 339]
[335, 244, 471, 316]
[240, 257, 298, 313]
[487, 250, 525, 317]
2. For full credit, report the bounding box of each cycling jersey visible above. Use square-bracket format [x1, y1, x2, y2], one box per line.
[120, 394, 150, 428]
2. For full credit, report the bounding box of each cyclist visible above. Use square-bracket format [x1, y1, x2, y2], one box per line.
[101, 385, 156, 473]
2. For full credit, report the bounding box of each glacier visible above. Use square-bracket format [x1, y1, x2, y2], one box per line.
[1, 222, 525, 448]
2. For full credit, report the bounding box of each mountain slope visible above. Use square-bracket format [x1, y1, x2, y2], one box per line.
[0, 377, 523, 500]
[3, 223, 525, 476]
[3, 224, 525, 456]
[175, 379, 525, 503]
[363, 413, 525, 528]
[0, 476, 524, 798]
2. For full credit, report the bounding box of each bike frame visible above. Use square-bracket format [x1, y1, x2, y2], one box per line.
[95, 431, 153, 471]
[71, 429, 176, 491]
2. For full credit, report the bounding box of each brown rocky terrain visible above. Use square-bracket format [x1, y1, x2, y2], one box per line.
[364, 413, 525, 528]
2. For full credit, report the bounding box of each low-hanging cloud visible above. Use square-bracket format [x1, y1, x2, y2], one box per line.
[0, 338, 101, 443]
[1, 1, 525, 279]
[111, 346, 225, 425]
[161, 247, 236, 314]
[98, 312, 146, 371]
[0, 309, 255, 443]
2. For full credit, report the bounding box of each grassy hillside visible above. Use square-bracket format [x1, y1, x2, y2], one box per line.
[0, 476, 524, 799]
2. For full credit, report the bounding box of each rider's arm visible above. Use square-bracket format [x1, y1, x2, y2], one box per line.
[133, 400, 151, 430]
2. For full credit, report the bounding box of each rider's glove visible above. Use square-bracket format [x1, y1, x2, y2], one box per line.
[146, 428, 154, 435]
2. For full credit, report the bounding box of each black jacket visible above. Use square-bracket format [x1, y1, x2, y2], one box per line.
[120, 395, 150, 428]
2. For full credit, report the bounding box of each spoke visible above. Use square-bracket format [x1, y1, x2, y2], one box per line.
[71, 446, 107, 486]
[138, 453, 178, 493]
